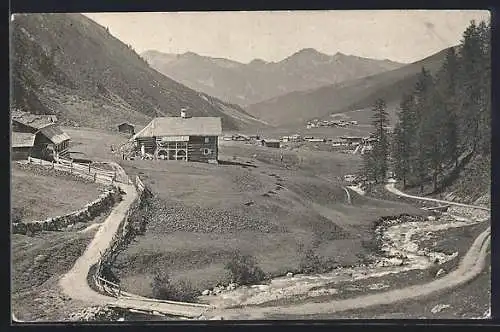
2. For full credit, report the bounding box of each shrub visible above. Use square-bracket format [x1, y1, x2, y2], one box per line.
[150, 269, 199, 302]
[224, 251, 265, 285]
[299, 248, 328, 274]
[11, 207, 24, 223]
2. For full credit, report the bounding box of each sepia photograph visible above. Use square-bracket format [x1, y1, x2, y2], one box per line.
[10, 10, 491, 322]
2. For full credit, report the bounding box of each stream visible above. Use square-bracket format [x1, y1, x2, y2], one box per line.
[198, 205, 489, 308]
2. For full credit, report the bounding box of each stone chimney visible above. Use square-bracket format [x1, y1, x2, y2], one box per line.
[180, 108, 187, 119]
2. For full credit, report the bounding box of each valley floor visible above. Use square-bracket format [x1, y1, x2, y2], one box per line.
[11, 127, 491, 321]
[113, 142, 421, 299]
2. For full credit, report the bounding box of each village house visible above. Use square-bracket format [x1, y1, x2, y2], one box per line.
[11, 132, 36, 160]
[117, 122, 135, 135]
[340, 136, 365, 145]
[307, 138, 326, 143]
[131, 110, 222, 163]
[248, 134, 260, 141]
[11, 110, 71, 160]
[261, 139, 280, 148]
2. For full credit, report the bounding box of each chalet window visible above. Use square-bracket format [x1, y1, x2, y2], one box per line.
[203, 148, 211, 155]
[204, 137, 210, 143]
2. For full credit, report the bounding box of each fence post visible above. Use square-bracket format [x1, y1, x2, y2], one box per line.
[52, 161, 55, 169]
[70, 162, 73, 174]
[40, 158, 42, 165]
[94, 172, 97, 182]
[89, 163, 91, 173]
[28, 156, 31, 163]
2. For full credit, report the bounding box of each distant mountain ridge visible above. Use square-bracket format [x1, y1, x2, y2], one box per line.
[141, 48, 404, 106]
[245, 47, 454, 127]
[10, 13, 265, 132]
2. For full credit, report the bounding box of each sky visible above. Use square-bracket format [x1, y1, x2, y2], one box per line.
[84, 10, 490, 64]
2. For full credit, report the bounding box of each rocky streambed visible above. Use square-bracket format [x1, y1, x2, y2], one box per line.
[197, 206, 489, 308]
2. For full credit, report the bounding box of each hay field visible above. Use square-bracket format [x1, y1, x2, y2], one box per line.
[115, 147, 419, 296]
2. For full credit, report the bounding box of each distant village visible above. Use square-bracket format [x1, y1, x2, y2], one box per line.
[306, 118, 358, 129]
[222, 132, 376, 155]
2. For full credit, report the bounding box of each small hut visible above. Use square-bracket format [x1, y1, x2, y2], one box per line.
[118, 122, 135, 135]
[261, 139, 280, 148]
[11, 132, 36, 160]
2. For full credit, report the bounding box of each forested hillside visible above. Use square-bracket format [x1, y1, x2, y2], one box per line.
[361, 20, 491, 204]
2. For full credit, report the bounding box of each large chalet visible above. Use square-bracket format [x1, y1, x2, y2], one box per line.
[131, 110, 222, 164]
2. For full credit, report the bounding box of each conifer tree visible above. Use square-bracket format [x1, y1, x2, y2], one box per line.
[413, 68, 434, 192]
[436, 48, 460, 167]
[457, 20, 484, 152]
[392, 94, 415, 188]
[364, 98, 390, 183]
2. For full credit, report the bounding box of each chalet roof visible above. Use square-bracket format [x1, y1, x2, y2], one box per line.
[11, 110, 55, 130]
[11, 132, 36, 148]
[132, 116, 222, 139]
[39, 125, 71, 145]
[118, 122, 135, 127]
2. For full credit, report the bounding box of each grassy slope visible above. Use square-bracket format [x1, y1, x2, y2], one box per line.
[114, 145, 421, 297]
[11, 212, 114, 321]
[10, 13, 263, 132]
[11, 160, 119, 321]
[63, 126, 130, 162]
[11, 163, 104, 221]
[246, 47, 450, 127]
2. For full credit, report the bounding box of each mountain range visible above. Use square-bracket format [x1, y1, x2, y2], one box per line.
[10, 13, 265, 131]
[141, 48, 404, 106]
[245, 47, 453, 127]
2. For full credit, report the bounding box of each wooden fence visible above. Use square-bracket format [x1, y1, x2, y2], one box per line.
[28, 157, 116, 185]
[91, 176, 211, 311]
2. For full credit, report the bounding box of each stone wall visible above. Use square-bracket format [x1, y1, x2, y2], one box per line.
[12, 186, 123, 235]
[94, 176, 148, 295]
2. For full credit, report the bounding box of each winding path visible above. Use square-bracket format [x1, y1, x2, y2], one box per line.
[59, 181, 138, 305]
[203, 181, 490, 319]
[59, 164, 210, 319]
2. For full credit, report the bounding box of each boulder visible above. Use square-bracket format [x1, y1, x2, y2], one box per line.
[435, 268, 446, 278]
[431, 304, 450, 314]
[286, 272, 294, 277]
[34, 254, 47, 264]
[427, 215, 436, 221]
[201, 289, 210, 296]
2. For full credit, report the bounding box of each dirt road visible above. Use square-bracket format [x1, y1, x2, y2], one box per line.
[58, 164, 210, 319]
[385, 182, 490, 211]
[59, 181, 138, 305]
[202, 183, 490, 319]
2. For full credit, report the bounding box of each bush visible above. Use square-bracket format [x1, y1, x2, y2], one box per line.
[224, 251, 265, 285]
[11, 207, 24, 223]
[299, 248, 329, 274]
[150, 269, 199, 302]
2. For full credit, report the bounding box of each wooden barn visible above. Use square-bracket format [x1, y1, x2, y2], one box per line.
[11, 132, 36, 160]
[117, 122, 135, 135]
[261, 139, 280, 148]
[11, 110, 71, 160]
[131, 111, 222, 163]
